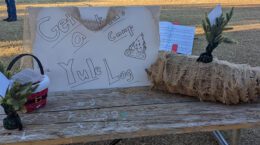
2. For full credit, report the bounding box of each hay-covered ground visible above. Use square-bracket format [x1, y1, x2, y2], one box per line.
[0, 1, 259, 145]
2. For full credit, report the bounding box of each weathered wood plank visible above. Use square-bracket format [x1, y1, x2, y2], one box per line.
[1, 119, 260, 145]
[0, 87, 260, 145]
[1, 102, 260, 126]
[0, 87, 198, 115]
[1, 101, 260, 144]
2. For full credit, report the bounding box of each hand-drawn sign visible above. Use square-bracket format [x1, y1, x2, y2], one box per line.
[124, 33, 147, 60]
[30, 6, 160, 92]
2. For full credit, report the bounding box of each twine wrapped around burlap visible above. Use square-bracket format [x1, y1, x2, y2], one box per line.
[146, 52, 260, 104]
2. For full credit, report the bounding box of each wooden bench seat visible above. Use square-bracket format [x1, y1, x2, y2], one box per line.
[0, 87, 260, 145]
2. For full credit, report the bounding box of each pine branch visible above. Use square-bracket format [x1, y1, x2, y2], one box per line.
[197, 7, 234, 63]
[206, 7, 233, 50]
[0, 61, 38, 112]
[5, 82, 37, 111]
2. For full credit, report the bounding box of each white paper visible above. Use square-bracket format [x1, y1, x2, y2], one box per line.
[29, 6, 160, 92]
[159, 22, 173, 51]
[159, 21, 195, 55]
[0, 72, 10, 97]
[208, 4, 222, 26]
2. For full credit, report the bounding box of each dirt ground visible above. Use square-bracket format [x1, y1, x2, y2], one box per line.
[0, 1, 260, 145]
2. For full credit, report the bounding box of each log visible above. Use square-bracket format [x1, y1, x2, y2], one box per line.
[146, 52, 260, 104]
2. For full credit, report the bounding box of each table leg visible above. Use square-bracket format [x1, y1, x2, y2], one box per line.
[231, 129, 241, 145]
[108, 130, 240, 145]
[213, 130, 229, 145]
[108, 139, 122, 145]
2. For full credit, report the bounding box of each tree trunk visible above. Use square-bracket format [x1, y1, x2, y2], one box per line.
[146, 53, 260, 105]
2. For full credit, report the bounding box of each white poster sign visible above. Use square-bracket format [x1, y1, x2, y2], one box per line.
[29, 6, 160, 92]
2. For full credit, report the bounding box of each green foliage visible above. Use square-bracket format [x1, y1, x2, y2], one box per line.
[0, 60, 37, 112]
[202, 7, 234, 53]
[0, 61, 13, 79]
[4, 82, 38, 111]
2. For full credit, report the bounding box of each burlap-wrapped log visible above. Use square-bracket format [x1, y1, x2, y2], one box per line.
[146, 53, 260, 104]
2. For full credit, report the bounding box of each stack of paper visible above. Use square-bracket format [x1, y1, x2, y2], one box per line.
[159, 21, 195, 55]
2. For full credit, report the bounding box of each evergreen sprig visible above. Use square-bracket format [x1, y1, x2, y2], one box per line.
[5, 82, 37, 111]
[197, 7, 234, 63]
[0, 61, 37, 112]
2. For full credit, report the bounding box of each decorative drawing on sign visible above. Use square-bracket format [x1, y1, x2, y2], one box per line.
[58, 58, 102, 88]
[124, 33, 147, 60]
[103, 58, 134, 85]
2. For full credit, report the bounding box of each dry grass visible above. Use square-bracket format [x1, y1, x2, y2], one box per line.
[0, 41, 23, 56]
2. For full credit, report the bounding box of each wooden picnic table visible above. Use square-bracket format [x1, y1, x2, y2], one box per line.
[0, 87, 260, 145]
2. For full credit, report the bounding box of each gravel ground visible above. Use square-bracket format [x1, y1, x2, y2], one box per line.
[0, 2, 259, 145]
[69, 128, 260, 145]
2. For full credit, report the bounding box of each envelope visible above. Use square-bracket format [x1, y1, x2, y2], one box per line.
[27, 6, 160, 92]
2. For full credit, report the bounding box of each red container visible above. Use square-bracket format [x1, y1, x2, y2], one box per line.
[7, 54, 49, 113]
[25, 88, 48, 112]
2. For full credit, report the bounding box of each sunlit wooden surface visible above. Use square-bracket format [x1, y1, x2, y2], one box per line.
[1, 87, 260, 145]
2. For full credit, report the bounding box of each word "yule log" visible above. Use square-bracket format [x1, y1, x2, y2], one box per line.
[58, 58, 134, 88]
